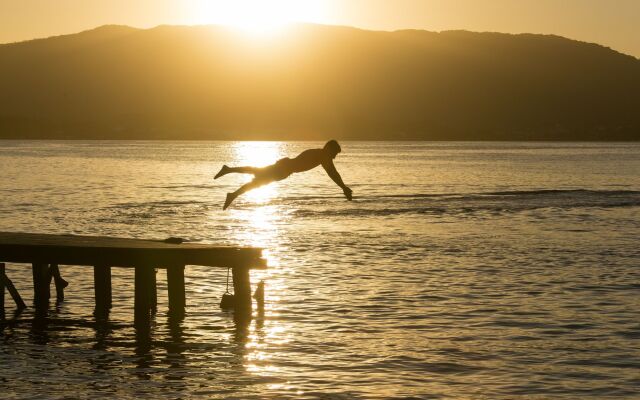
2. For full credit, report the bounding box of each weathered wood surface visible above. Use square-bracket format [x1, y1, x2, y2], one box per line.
[0, 232, 266, 269]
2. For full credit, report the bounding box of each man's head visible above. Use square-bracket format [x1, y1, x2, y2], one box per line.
[324, 140, 341, 159]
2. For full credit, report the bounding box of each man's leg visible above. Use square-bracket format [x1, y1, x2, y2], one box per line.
[223, 177, 272, 210]
[215, 165, 262, 179]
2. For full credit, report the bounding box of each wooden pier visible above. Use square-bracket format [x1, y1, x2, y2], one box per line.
[0, 232, 266, 322]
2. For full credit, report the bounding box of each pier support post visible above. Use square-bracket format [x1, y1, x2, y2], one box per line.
[149, 268, 157, 313]
[32, 263, 50, 308]
[1, 263, 5, 320]
[232, 266, 252, 319]
[134, 265, 155, 323]
[0, 265, 26, 310]
[94, 265, 112, 316]
[167, 265, 185, 318]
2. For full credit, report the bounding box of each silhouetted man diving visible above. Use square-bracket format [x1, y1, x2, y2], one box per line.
[215, 140, 352, 210]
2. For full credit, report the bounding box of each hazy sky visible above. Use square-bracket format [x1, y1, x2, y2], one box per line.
[1, 0, 638, 57]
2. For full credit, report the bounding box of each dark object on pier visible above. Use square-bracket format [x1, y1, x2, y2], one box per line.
[0, 232, 266, 322]
[220, 293, 235, 309]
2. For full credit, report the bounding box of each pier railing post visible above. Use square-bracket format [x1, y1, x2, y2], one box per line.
[94, 265, 112, 316]
[167, 265, 185, 318]
[232, 265, 252, 319]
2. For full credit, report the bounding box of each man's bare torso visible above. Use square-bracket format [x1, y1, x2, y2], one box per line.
[287, 148, 332, 173]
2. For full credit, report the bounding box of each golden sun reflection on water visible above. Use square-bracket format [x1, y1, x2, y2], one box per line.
[232, 141, 284, 205]
[234, 207, 281, 250]
[228, 141, 292, 378]
[229, 141, 287, 266]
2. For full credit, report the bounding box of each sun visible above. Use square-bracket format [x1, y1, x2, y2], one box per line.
[188, 0, 330, 36]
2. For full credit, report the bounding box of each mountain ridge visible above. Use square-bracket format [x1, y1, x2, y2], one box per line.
[1, 24, 638, 140]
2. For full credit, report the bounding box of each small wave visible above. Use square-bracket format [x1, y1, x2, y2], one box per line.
[99, 189, 640, 219]
[484, 189, 640, 197]
[107, 200, 208, 209]
[283, 189, 640, 201]
[142, 184, 214, 189]
[291, 189, 640, 218]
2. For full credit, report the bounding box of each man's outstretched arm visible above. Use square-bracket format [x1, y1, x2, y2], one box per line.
[322, 161, 352, 200]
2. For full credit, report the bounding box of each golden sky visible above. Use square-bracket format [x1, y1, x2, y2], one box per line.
[1, 0, 639, 57]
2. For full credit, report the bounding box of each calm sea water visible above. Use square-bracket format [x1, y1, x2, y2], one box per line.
[0, 141, 639, 399]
